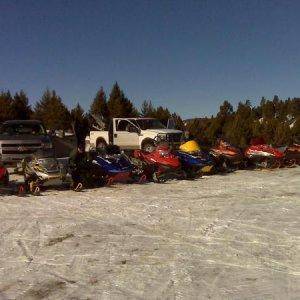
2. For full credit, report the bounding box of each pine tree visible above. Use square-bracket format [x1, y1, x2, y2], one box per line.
[71, 103, 85, 124]
[291, 117, 300, 141]
[186, 118, 212, 145]
[261, 99, 275, 119]
[217, 100, 233, 118]
[89, 87, 109, 122]
[0, 91, 13, 123]
[71, 103, 89, 144]
[287, 98, 300, 118]
[34, 89, 71, 130]
[261, 118, 278, 145]
[107, 82, 138, 118]
[251, 120, 263, 139]
[11, 90, 32, 120]
[171, 113, 185, 130]
[274, 121, 292, 146]
[227, 101, 254, 147]
[153, 106, 171, 126]
[206, 100, 234, 144]
[141, 100, 155, 117]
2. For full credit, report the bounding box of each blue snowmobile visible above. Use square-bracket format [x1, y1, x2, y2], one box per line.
[174, 140, 215, 178]
[91, 145, 146, 184]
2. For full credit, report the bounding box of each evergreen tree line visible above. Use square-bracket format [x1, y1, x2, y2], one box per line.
[0, 83, 299, 147]
[186, 97, 299, 147]
[0, 82, 183, 139]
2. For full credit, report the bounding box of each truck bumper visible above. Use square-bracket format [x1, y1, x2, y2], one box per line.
[1, 149, 55, 166]
[1, 153, 34, 166]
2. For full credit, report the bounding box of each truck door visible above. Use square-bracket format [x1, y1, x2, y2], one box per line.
[113, 120, 140, 149]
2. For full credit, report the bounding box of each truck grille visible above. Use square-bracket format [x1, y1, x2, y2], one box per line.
[167, 133, 182, 143]
[1, 143, 41, 147]
[2, 149, 37, 155]
[0, 142, 42, 155]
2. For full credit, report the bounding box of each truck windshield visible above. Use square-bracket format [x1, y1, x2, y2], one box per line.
[135, 119, 166, 130]
[0, 123, 46, 136]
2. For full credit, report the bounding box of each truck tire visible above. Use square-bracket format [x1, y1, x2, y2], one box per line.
[96, 139, 107, 151]
[142, 139, 155, 153]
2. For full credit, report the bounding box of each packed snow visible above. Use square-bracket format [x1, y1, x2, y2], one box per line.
[0, 167, 299, 299]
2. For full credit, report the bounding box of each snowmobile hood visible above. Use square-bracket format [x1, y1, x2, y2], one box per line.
[245, 144, 284, 158]
[94, 155, 134, 174]
[176, 151, 214, 167]
[179, 140, 201, 153]
[286, 144, 300, 152]
[134, 147, 181, 168]
[210, 145, 241, 157]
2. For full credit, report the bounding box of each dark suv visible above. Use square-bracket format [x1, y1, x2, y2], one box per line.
[0, 120, 53, 165]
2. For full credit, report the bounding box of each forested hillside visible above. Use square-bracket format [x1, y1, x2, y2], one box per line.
[1, 84, 299, 147]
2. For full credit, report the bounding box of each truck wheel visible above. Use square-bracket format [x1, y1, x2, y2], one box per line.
[96, 139, 107, 151]
[142, 141, 155, 153]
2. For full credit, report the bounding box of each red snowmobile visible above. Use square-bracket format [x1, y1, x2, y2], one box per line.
[209, 139, 244, 172]
[244, 138, 284, 169]
[132, 145, 185, 182]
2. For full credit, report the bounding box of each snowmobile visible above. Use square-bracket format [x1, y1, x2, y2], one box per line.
[244, 138, 284, 169]
[91, 145, 146, 184]
[22, 151, 71, 194]
[132, 145, 185, 183]
[209, 139, 244, 172]
[174, 140, 215, 178]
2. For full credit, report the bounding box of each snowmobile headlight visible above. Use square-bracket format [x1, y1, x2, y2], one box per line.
[189, 150, 201, 156]
[159, 150, 169, 157]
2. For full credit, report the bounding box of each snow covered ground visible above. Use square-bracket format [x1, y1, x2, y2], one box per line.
[0, 167, 299, 299]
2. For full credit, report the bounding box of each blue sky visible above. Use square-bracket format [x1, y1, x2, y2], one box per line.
[0, 0, 299, 118]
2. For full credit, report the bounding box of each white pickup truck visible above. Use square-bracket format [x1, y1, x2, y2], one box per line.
[86, 117, 183, 152]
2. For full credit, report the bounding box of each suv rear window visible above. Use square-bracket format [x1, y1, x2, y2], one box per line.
[0, 123, 46, 136]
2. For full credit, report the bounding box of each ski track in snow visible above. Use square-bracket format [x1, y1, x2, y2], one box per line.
[0, 167, 299, 299]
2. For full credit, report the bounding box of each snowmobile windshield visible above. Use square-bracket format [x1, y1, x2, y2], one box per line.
[134, 119, 166, 130]
[37, 158, 59, 170]
[219, 140, 231, 147]
[34, 150, 55, 159]
[0, 123, 47, 136]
